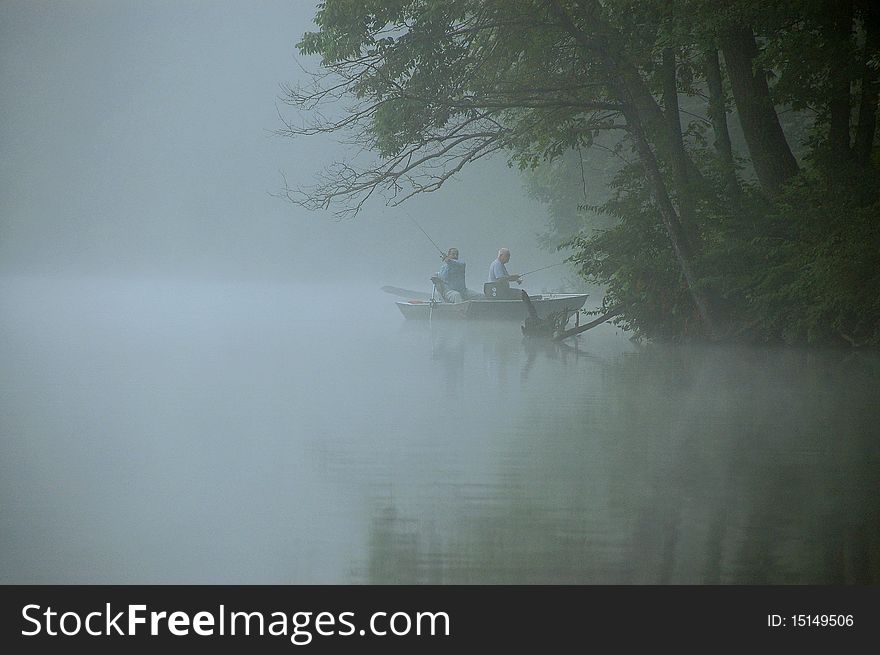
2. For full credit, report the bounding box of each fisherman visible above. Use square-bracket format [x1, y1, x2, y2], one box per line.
[486, 248, 523, 299]
[435, 247, 484, 303]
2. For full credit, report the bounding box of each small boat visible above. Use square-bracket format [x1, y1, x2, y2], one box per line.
[394, 292, 588, 321]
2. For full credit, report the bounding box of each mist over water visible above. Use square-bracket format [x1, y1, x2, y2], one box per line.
[2, 276, 877, 583]
[3, 0, 878, 590]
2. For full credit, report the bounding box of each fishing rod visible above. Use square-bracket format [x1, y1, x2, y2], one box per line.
[402, 213, 445, 309]
[406, 212, 566, 274]
[518, 261, 569, 277]
[496, 261, 567, 285]
[405, 213, 447, 259]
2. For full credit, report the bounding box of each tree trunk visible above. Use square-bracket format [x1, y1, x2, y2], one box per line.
[703, 48, 739, 194]
[625, 109, 719, 339]
[856, 4, 880, 164]
[721, 26, 799, 194]
[826, 0, 854, 160]
[548, 0, 719, 338]
[547, 0, 707, 209]
[661, 48, 696, 226]
[620, 62, 706, 196]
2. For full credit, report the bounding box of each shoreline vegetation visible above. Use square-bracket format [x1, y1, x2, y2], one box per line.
[282, 1, 879, 347]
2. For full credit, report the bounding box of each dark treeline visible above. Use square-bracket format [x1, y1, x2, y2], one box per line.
[285, 0, 880, 346]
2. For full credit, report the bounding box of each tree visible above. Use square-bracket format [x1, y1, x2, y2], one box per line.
[285, 0, 726, 335]
[284, 0, 880, 344]
[284, 1, 624, 216]
[720, 25, 800, 193]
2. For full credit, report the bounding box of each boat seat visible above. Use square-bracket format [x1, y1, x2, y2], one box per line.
[430, 276, 453, 303]
[483, 281, 520, 300]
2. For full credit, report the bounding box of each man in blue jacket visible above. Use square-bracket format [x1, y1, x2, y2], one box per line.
[436, 247, 483, 303]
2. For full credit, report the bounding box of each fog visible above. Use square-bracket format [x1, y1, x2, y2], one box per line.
[2, 2, 878, 584]
[0, 1, 566, 289]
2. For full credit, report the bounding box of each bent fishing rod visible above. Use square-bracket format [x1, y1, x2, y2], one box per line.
[405, 213, 447, 259]
[404, 213, 447, 308]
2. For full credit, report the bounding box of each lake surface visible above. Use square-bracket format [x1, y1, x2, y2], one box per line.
[1, 277, 878, 583]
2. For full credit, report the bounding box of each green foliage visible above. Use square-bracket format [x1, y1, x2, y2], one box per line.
[522, 143, 620, 251]
[718, 170, 880, 346]
[567, 160, 880, 345]
[294, 0, 880, 346]
[547, 0, 880, 345]
[563, 161, 706, 341]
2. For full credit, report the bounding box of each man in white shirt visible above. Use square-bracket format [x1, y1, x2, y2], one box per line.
[487, 248, 523, 299]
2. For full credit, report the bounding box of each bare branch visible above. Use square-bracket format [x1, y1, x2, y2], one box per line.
[276, 3, 625, 216]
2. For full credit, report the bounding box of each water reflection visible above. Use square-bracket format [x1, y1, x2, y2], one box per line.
[416, 320, 587, 393]
[356, 336, 880, 584]
[1, 279, 877, 584]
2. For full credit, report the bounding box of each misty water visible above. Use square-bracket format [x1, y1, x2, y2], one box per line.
[2, 276, 878, 584]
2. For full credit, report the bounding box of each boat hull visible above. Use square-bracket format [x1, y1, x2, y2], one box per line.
[395, 294, 588, 321]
